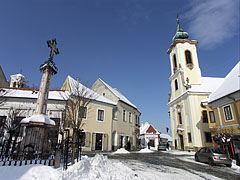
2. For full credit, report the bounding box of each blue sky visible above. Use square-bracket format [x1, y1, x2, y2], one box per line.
[0, 0, 239, 133]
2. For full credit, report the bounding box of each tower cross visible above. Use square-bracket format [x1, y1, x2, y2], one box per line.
[47, 39, 59, 60]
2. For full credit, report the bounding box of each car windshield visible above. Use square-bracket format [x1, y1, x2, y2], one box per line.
[211, 148, 225, 154]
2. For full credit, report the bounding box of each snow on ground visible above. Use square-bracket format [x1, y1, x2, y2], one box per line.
[0, 151, 239, 180]
[137, 148, 153, 153]
[111, 148, 130, 154]
[163, 150, 240, 173]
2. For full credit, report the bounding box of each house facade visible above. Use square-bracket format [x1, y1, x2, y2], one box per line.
[0, 87, 66, 146]
[140, 122, 160, 150]
[61, 76, 117, 151]
[92, 78, 141, 150]
[167, 17, 224, 151]
[206, 62, 240, 159]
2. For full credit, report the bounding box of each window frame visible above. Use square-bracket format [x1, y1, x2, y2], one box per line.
[205, 132, 212, 143]
[97, 109, 105, 122]
[123, 109, 126, 122]
[209, 111, 216, 123]
[79, 106, 88, 120]
[202, 110, 208, 123]
[175, 79, 178, 91]
[222, 104, 234, 122]
[129, 112, 132, 123]
[185, 50, 193, 65]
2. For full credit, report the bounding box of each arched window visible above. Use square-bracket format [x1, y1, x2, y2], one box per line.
[185, 50, 192, 64]
[175, 79, 178, 90]
[173, 54, 177, 68]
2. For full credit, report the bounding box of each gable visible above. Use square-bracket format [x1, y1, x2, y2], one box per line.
[0, 66, 9, 87]
[146, 125, 157, 134]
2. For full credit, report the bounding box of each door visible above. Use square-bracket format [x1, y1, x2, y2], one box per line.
[95, 133, 103, 150]
[179, 135, 184, 150]
[120, 136, 124, 148]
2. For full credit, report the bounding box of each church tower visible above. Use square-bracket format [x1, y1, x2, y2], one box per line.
[167, 16, 214, 151]
[168, 16, 202, 102]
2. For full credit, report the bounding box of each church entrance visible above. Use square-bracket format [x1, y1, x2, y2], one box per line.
[95, 133, 103, 150]
[179, 135, 184, 150]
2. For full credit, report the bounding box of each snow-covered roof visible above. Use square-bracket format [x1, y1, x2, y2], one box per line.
[209, 61, 240, 103]
[21, 114, 55, 126]
[98, 78, 137, 108]
[67, 76, 116, 106]
[160, 133, 172, 142]
[10, 73, 26, 78]
[189, 77, 224, 93]
[140, 122, 160, 135]
[0, 88, 68, 100]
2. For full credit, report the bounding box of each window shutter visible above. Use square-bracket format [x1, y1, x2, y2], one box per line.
[104, 134, 108, 151]
[92, 133, 96, 150]
[85, 132, 91, 147]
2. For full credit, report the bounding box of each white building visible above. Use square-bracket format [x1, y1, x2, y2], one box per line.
[140, 122, 160, 150]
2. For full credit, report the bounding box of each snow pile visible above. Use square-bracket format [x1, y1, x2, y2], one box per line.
[138, 148, 153, 153]
[162, 150, 195, 156]
[112, 148, 130, 154]
[62, 154, 137, 180]
[0, 164, 61, 180]
[232, 160, 240, 173]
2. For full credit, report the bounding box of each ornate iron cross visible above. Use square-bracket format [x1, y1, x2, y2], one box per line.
[47, 39, 59, 61]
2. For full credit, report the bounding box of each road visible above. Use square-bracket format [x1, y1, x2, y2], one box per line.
[107, 151, 239, 180]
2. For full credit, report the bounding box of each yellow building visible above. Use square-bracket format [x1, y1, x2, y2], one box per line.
[206, 61, 240, 159]
[61, 76, 117, 151]
[167, 17, 224, 151]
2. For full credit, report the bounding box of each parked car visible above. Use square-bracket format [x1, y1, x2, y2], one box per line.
[158, 143, 167, 151]
[195, 147, 232, 167]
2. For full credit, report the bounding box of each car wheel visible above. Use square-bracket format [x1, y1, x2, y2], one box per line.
[226, 164, 232, 168]
[195, 155, 199, 162]
[208, 158, 214, 166]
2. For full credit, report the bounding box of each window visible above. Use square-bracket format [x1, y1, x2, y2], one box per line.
[97, 109, 104, 121]
[112, 108, 117, 120]
[175, 79, 178, 90]
[223, 105, 234, 121]
[202, 110, 208, 123]
[129, 112, 132, 123]
[188, 133, 192, 143]
[205, 132, 212, 143]
[185, 50, 192, 64]
[172, 54, 177, 72]
[209, 111, 216, 123]
[79, 106, 87, 119]
[135, 115, 138, 126]
[178, 112, 182, 124]
[79, 132, 86, 146]
[123, 110, 126, 121]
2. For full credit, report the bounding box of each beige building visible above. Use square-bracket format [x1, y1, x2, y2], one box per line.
[92, 78, 141, 150]
[61, 76, 117, 151]
[167, 18, 224, 151]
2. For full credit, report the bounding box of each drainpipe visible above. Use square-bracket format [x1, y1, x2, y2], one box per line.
[228, 96, 240, 128]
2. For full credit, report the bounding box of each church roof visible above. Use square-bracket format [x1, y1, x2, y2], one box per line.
[96, 78, 137, 109]
[208, 61, 240, 103]
[172, 16, 189, 42]
[67, 76, 116, 106]
[189, 77, 224, 94]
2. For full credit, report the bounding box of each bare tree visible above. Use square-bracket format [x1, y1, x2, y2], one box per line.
[64, 78, 97, 164]
[3, 107, 24, 156]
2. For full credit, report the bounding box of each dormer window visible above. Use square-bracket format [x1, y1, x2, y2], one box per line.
[185, 50, 193, 69]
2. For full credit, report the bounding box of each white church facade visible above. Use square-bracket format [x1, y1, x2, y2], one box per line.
[167, 17, 224, 151]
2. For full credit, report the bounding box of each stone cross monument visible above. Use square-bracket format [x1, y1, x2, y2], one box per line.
[20, 39, 59, 157]
[36, 39, 59, 115]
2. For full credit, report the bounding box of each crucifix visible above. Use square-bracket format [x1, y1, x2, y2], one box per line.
[47, 39, 59, 61]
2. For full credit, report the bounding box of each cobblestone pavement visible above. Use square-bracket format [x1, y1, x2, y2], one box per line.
[107, 151, 239, 180]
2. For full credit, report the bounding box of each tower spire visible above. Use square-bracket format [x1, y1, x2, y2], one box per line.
[176, 14, 183, 32]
